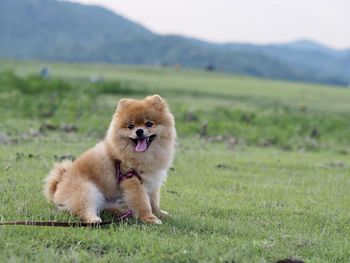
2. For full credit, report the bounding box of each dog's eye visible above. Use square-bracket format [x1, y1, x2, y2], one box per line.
[127, 124, 135, 129]
[145, 121, 153, 128]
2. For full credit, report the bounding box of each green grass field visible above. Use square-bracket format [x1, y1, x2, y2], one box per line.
[0, 60, 349, 262]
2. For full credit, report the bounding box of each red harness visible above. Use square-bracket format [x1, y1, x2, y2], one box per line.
[114, 160, 142, 220]
[115, 160, 143, 184]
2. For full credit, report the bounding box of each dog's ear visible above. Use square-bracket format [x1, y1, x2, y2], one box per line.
[147, 95, 167, 110]
[117, 98, 131, 111]
[148, 95, 162, 103]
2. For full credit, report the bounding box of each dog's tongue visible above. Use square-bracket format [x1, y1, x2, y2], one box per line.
[135, 138, 147, 152]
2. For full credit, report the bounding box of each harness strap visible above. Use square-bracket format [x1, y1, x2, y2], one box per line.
[115, 160, 143, 184]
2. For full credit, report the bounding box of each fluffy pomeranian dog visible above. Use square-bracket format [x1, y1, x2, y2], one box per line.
[44, 95, 176, 224]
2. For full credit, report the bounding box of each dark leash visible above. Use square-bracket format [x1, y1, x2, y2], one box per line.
[0, 160, 142, 228]
[0, 210, 133, 227]
[0, 221, 109, 227]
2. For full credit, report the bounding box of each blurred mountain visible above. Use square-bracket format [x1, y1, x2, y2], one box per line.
[222, 40, 350, 85]
[0, 0, 349, 85]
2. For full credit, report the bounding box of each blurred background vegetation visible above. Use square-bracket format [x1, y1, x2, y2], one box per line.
[1, 62, 349, 153]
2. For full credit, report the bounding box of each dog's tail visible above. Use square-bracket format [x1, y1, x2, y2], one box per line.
[44, 160, 73, 202]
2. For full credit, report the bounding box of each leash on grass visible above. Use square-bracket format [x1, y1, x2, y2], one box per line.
[0, 210, 133, 227]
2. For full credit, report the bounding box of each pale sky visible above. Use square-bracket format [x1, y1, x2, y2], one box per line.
[69, 0, 350, 49]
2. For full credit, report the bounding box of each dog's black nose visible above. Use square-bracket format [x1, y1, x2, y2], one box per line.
[136, 129, 144, 137]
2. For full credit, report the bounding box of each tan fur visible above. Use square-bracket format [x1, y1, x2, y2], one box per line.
[44, 160, 73, 202]
[44, 95, 176, 224]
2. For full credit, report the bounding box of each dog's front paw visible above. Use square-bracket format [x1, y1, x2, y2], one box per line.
[157, 210, 171, 218]
[138, 213, 162, 225]
[85, 216, 102, 224]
